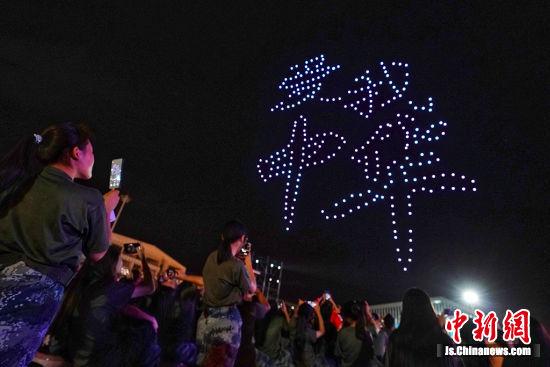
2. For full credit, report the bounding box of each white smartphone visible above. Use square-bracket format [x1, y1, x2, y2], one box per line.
[109, 158, 124, 189]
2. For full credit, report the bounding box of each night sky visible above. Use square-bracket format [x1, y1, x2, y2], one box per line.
[1, 2, 548, 323]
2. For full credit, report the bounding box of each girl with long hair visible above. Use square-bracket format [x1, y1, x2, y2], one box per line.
[386, 288, 464, 367]
[335, 300, 380, 367]
[291, 301, 326, 367]
[0, 122, 119, 366]
[256, 300, 294, 366]
[196, 220, 257, 367]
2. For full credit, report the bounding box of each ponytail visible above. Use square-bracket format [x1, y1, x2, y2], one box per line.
[0, 121, 92, 211]
[217, 220, 247, 264]
[294, 303, 315, 360]
[0, 134, 42, 193]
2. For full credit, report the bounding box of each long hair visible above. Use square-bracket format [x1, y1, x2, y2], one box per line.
[217, 220, 247, 264]
[340, 300, 375, 365]
[319, 300, 338, 358]
[294, 303, 315, 359]
[0, 122, 92, 211]
[341, 300, 369, 340]
[387, 288, 456, 367]
[394, 288, 442, 345]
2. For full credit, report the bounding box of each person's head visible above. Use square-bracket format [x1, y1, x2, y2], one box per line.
[255, 299, 281, 347]
[0, 122, 94, 209]
[383, 313, 396, 330]
[297, 302, 315, 324]
[341, 300, 363, 326]
[38, 122, 95, 179]
[217, 220, 248, 264]
[88, 245, 123, 283]
[400, 288, 438, 329]
[320, 300, 333, 322]
[294, 303, 316, 357]
[391, 288, 450, 350]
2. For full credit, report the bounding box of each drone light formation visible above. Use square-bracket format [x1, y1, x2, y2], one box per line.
[259, 54, 478, 270]
[257, 115, 346, 231]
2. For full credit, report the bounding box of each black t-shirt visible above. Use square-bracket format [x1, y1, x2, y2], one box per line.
[0, 166, 109, 284]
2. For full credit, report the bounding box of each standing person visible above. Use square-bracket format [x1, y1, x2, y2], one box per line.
[385, 288, 464, 367]
[0, 122, 118, 367]
[235, 289, 271, 367]
[196, 220, 257, 367]
[374, 314, 395, 362]
[256, 301, 294, 367]
[290, 301, 326, 367]
[335, 300, 379, 367]
[66, 245, 159, 367]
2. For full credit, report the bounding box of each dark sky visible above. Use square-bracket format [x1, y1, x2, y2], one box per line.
[1, 2, 548, 322]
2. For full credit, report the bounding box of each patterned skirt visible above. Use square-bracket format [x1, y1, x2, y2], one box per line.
[0, 261, 64, 367]
[196, 305, 243, 367]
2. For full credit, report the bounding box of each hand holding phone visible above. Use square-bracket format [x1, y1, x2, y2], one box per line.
[123, 242, 141, 254]
[107, 159, 123, 223]
[103, 190, 120, 213]
[109, 158, 124, 190]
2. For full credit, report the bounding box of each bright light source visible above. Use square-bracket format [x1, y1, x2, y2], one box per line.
[462, 290, 480, 305]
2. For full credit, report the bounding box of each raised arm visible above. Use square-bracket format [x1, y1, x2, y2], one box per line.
[131, 247, 156, 298]
[243, 251, 257, 294]
[314, 303, 325, 339]
[121, 304, 158, 332]
[179, 273, 204, 288]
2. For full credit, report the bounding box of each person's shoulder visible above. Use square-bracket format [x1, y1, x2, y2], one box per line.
[57, 180, 103, 206]
[228, 255, 246, 268]
[203, 250, 219, 267]
[206, 250, 218, 261]
[339, 325, 355, 337]
[74, 184, 103, 203]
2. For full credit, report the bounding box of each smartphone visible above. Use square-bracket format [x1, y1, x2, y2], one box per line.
[123, 242, 141, 254]
[166, 267, 178, 279]
[109, 158, 124, 189]
[240, 241, 252, 255]
[307, 301, 317, 308]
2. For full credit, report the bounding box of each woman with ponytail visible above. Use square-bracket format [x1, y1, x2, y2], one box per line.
[196, 220, 257, 367]
[0, 122, 119, 367]
[335, 300, 381, 367]
[291, 301, 326, 367]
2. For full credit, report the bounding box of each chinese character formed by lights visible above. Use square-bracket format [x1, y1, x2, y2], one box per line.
[261, 54, 478, 270]
[271, 55, 341, 112]
[257, 115, 346, 231]
[320, 61, 411, 119]
[321, 111, 477, 271]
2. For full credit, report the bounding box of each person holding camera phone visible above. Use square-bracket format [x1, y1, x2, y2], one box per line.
[290, 299, 326, 367]
[0, 122, 119, 366]
[196, 220, 257, 367]
[51, 244, 158, 366]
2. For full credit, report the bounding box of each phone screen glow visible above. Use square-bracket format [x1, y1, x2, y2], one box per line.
[109, 158, 123, 189]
